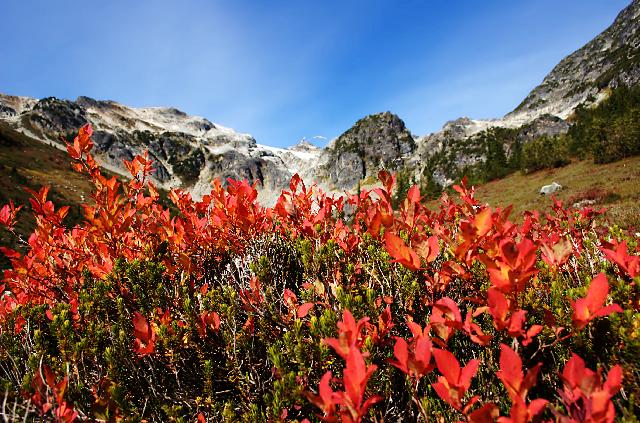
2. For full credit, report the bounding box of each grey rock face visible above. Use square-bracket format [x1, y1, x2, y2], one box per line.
[0, 105, 16, 118]
[206, 149, 291, 191]
[516, 114, 570, 143]
[23, 97, 89, 138]
[327, 151, 365, 189]
[321, 112, 415, 189]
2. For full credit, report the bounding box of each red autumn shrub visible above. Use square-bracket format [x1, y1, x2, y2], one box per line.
[0, 124, 637, 421]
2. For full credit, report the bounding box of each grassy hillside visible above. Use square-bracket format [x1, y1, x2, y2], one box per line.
[471, 155, 640, 228]
[0, 123, 181, 269]
[0, 122, 97, 205]
[0, 122, 100, 265]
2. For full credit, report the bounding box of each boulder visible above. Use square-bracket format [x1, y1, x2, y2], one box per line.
[539, 182, 563, 195]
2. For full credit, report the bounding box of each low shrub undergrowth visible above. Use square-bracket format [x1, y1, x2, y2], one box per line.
[0, 125, 638, 422]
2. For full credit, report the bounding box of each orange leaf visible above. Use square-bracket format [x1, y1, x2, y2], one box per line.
[385, 232, 421, 271]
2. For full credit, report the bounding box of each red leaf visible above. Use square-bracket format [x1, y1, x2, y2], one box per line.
[132, 312, 152, 342]
[289, 173, 304, 193]
[415, 235, 440, 263]
[132, 312, 155, 356]
[497, 344, 523, 400]
[601, 240, 640, 278]
[459, 359, 479, 390]
[54, 401, 78, 423]
[199, 311, 221, 336]
[474, 208, 493, 237]
[527, 398, 549, 420]
[467, 403, 499, 423]
[487, 288, 510, 330]
[585, 273, 609, 310]
[572, 273, 623, 330]
[306, 371, 337, 419]
[540, 238, 572, 267]
[378, 170, 395, 193]
[297, 302, 315, 318]
[430, 297, 462, 342]
[558, 354, 623, 422]
[0, 247, 20, 259]
[0, 205, 9, 225]
[385, 232, 421, 271]
[496, 343, 542, 406]
[433, 349, 461, 386]
[283, 288, 298, 308]
[406, 185, 421, 204]
[603, 365, 623, 395]
[389, 337, 410, 374]
[561, 353, 588, 389]
[462, 312, 492, 346]
[0, 201, 22, 230]
[66, 142, 81, 160]
[322, 309, 369, 360]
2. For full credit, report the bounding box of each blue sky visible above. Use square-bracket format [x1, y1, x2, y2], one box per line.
[0, 0, 631, 147]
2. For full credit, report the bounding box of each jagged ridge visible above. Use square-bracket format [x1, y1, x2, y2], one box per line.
[0, 94, 321, 204]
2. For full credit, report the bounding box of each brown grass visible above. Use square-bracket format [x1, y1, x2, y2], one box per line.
[471, 156, 640, 229]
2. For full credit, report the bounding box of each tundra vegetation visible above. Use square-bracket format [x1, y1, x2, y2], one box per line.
[0, 125, 638, 422]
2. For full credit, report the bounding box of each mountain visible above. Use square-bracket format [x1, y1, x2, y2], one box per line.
[509, 0, 640, 121]
[0, 1, 638, 202]
[411, 0, 640, 186]
[317, 112, 415, 190]
[0, 94, 321, 204]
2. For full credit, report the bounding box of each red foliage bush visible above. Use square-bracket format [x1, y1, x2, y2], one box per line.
[0, 124, 638, 421]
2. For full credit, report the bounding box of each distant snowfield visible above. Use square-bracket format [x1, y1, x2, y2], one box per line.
[256, 144, 320, 161]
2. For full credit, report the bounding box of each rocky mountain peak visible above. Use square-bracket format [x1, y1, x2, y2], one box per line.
[508, 0, 640, 121]
[440, 117, 495, 140]
[76, 96, 118, 109]
[442, 117, 473, 131]
[0, 94, 36, 115]
[319, 112, 415, 189]
[289, 139, 321, 153]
